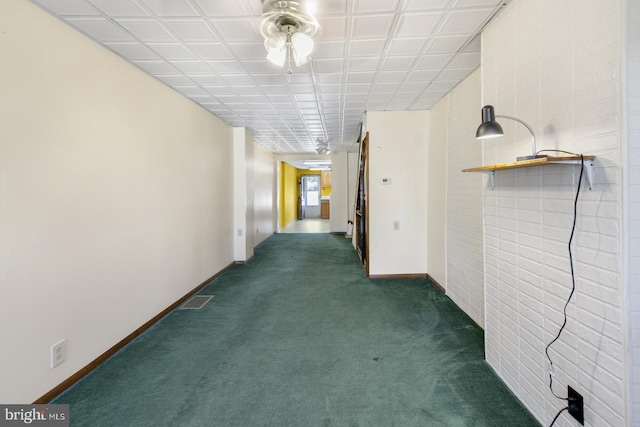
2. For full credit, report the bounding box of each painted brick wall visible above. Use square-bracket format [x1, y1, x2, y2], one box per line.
[481, 0, 626, 425]
[444, 68, 485, 328]
[626, 0, 640, 423]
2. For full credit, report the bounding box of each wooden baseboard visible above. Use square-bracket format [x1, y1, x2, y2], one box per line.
[367, 273, 446, 294]
[368, 273, 427, 280]
[426, 274, 445, 294]
[33, 262, 236, 404]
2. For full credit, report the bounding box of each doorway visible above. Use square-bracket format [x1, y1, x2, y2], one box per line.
[300, 174, 321, 219]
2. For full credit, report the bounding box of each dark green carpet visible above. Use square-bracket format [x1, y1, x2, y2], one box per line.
[53, 234, 539, 426]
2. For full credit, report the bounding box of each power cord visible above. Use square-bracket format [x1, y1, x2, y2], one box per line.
[543, 154, 585, 422]
[549, 406, 569, 426]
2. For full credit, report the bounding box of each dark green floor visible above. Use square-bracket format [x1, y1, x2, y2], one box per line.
[53, 233, 539, 426]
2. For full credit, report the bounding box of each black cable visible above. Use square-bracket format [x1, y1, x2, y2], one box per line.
[544, 155, 585, 400]
[536, 149, 580, 156]
[549, 406, 570, 427]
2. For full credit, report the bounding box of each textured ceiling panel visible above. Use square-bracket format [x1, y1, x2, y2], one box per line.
[28, 0, 510, 154]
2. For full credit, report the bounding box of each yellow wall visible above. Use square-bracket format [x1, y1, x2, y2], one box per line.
[280, 162, 299, 228]
[280, 166, 332, 228]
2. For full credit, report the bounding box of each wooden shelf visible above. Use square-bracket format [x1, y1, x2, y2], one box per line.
[462, 155, 595, 190]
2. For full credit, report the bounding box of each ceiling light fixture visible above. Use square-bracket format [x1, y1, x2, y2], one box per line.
[476, 105, 547, 161]
[260, 0, 320, 78]
[315, 140, 330, 154]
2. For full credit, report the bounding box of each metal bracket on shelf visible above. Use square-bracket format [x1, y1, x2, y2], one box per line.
[483, 171, 495, 190]
[480, 160, 594, 191]
[550, 159, 594, 190]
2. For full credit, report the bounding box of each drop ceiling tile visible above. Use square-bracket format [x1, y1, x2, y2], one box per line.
[115, 19, 176, 42]
[348, 72, 376, 83]
[204, 60, 244, 74]
[316, 0, 348, 15]
[170, 60, 211, 74]
[172, 85, 209, 96]
[254, 75, 287, 85]
[148, 43, 196, 60]
[401, 81, 430, 92]
[348, 39, 386, 57]
[426, 36, 468, 53]
[409, 69, 440, 81]
[210, 19, 261, 42]
[87, 0, 149, 16]
[403, 0, 450, 10]
[429, 80, 459, 92]
[377, 70, 407, 83]
[188, 43, 231, 60]
[438, 10, 493, 35]
[382, 56, 417, 71]
[348, 57, 381, 72]
[313, 41, 346, 59]
[137, 0, 199, 17]
[192, 0, 250, 17]
[132, 60, 177, 74]
[317, 73, 343, 84]
[219, 75, 256, 85]
[189, 75, 224, 85]
[351, 15, 395, 39]
[387, 38, 427, 56]
[242, 61, 282, 74]
[313, 59, 346, 73]
[30, 0, 99, 15]
[153, 74, 193, 85]
[374, 82, 402, 92]
[163, 20, 217, 41]
[353, 0, 399, 13]
[395, 12, 443, 37]
[227, 43, 266, 60]
[417, 54, 454, 69]
[318, 17, 348, 41]
[439, 67, 475, 80]
[319, 84, 342, 94]
[454, 0, 502, 7]
[104, 42, 158, 60]
[66, 18, 134, 42]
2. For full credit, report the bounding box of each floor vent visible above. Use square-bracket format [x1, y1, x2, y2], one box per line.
[180, 295, 214, 310]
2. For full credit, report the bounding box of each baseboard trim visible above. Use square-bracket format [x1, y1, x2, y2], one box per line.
[367, 273, 446, 294]
[33, 262, 236, 404]
[426, 274, 446, 294]
[368, 273, 427, 280]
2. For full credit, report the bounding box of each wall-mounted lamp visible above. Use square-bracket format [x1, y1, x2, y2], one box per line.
[476, 105, 547, 161]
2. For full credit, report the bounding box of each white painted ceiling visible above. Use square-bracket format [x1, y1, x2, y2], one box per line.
[29, 0, 507, 155]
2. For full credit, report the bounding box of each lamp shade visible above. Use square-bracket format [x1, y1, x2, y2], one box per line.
[291, 32, 314, 58]
[476, 105, 504, 140]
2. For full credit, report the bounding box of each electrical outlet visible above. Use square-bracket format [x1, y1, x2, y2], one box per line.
[50, 339, 66, 368]
[567, 386, 584, 425]
[393, 221, 399, 230]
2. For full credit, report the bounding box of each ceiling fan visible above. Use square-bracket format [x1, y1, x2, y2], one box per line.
[259, 0, 321, 75]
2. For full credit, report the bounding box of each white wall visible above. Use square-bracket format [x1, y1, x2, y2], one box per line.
[253, 143, 277, 246]
[347, 152, 359, 228]
[445, 69, 485, 328]
[426, 95, 448, 289]
[366, 111, 429, 276]
[233, 128, 253, 262]
[330, 152, 348, 233]
[481, 0, 626, 425]
[0, 0, 235, 403]
[625, 0, 640, 423]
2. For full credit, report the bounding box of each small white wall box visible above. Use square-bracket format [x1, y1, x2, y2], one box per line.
[381, 177, 392, 185]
